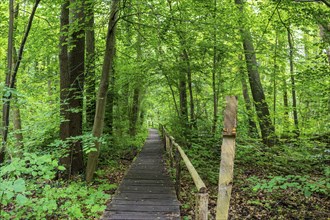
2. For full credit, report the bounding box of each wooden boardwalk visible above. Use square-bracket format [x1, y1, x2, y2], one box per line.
[102, 129, 180, 220]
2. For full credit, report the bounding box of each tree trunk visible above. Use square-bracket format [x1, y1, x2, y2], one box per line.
[0, 0, 15, 163]
[105, 72, 115, 136]
[235, 0, 276, 147]
[212, 0, 218, 135]
[1, 0, 40, 163]
[12, 102, 23, 149]
[59, 0, 71, 176]
[239, 56, 258, 137]
[85, 0, 96, 130]
[67, 0, 85, 175]
[129, 88, 140, 137]
[183, 49, 196, 128]
[179, 70, 189, 141]
[86, 0, 119, 183]
[129, 4, 142, 137]
[287, 28, 299, 136]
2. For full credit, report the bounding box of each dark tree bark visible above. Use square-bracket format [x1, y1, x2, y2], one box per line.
[105, 72, 115, 136]
[183, 49, 196, 128]
[287, 28, 299, 136]
[179, 70, 188, 139]
[67, 0, 85, 174]
[239, 56, 259, 137]
[1, 0, 40, 163]
[235, 0, 276, 147]
[129, 88, 140, 137]
[212, 0, 218, 135]
[85, 0, 96, 130]
[12, 4, 23, 149]
[86, 0, 119, 182]
[59, 0, 71, 175]
[1, 0, 14, 163]
[129, 4, 142, 137]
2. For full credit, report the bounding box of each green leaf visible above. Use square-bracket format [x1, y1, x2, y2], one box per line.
[16, 194, 28, 206]
[91, 204, 105, 213]
[304, 188, 312, 197]
[13, 179, 26, 193]
[58, 165, 66, 171]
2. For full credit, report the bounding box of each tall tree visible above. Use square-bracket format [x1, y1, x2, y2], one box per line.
[235, 0, 276, 147]
[85, 0, 96, 130]
[59, 0, 71, 175]
[1, 0, 40, 163]
[239, 55, 258, 137]
[287, 27, 299, 136]
[0, 0, 15, 163]
[86, 0, 119, 182]
[129, 3, 142, 137]
[67, 0, 85, 174]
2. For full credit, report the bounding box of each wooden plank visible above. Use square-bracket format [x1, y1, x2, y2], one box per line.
[114, 192, 177, 199]
[107, 204, 180, 212]
[102, 129, 180, 220]
[103, 211, 180, 220]
[111, 199, 180, 206]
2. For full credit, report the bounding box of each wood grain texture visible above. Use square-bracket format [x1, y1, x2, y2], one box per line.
[102, 129, 180, 220]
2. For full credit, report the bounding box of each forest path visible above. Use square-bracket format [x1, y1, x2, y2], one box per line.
[102, 129, 180, 220]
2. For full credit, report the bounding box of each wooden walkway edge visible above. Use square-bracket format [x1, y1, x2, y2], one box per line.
[102, 129, 180, 220]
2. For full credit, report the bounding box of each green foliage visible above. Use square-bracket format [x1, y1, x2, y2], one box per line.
[0, 153, 111, 219]
[249, 174, 330, 197]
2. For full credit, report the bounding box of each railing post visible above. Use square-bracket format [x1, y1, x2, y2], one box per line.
[164, 136, 168, 151]
[195, 188, 208, 220]
[169, 138, 174, 168]
[175, 148, 181, 199]
[216, 96, 238, 220]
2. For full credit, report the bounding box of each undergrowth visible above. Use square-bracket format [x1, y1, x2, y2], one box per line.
[172, 134, 330, 219]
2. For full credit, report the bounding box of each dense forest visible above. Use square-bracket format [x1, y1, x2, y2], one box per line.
[0, 0, 329, 219]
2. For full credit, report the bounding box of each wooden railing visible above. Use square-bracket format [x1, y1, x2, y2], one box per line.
[160, 125, 208, 220]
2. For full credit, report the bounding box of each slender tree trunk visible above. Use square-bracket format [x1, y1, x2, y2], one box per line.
[212, 0, 218, 135]
[179, 70, 188, 139]
[287, 28, 299, 136]
[235, 0, 276, 147]
[239, 56, 258, 137]
[273, 34, 278, 131]
[183, 49, 196, 128]
[12, 103, 23, 148]
[105, 72, 115, 136]
[85, 0, 96, 130]
[59, 0, 71, 176]
[0, 0, 14, 163]
[282, 78, 290, 137]
[12, 5, 23, 150]
[86, 0, 119, 182]
[129, 5, 142, 137]
[1, 0, 40, 163]
[164, 71, 180, 116]
[129, 87, 140, 137]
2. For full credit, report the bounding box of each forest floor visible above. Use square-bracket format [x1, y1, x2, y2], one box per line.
[177, 137, 330, 220]
[97, 135, 329, 220]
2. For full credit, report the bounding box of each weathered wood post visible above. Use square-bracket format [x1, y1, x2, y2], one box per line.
[165, 135, 170, 151]
[196, 187, 209, 220]
[216, 96, 238, 220]
[175, 147, 181, 198]
[169, 137, 174, 168]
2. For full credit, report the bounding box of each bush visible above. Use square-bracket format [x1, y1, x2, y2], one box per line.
[0, 153, 112, 219]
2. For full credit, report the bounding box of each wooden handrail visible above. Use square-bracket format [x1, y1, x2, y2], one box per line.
[173, 142, 206, 192]
[160, 125, 208, 220]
